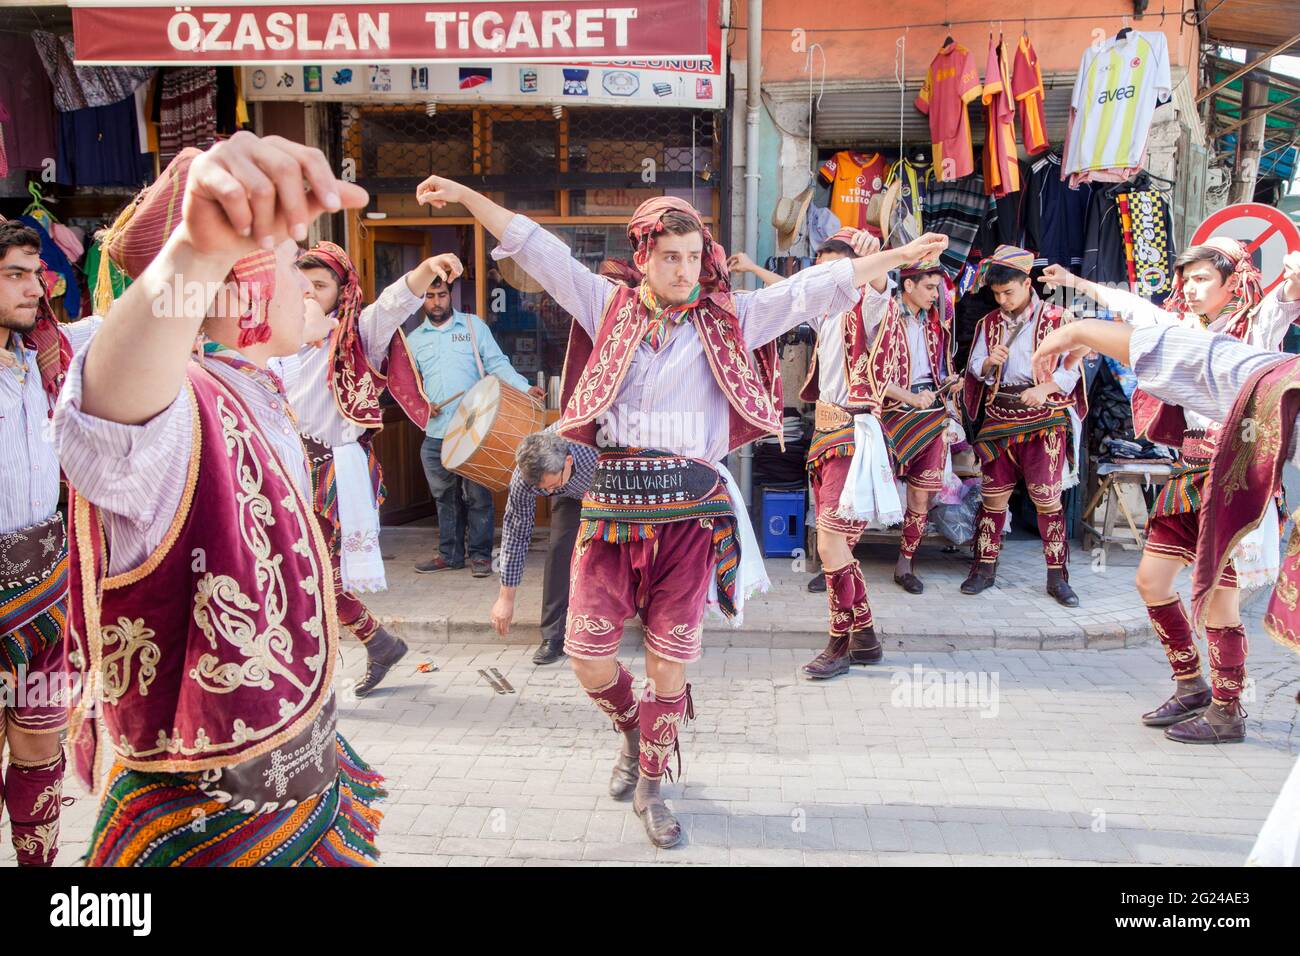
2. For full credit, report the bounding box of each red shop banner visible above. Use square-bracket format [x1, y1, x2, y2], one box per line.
[70, 0, 722, 65]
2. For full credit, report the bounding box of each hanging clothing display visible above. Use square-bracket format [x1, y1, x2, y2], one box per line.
[1062, 30, 1172, 184]
[17, 214, 79, 317]
[158, 67, 219, 166]
[886, 158, 928, 245]
[981, 34, 1021, 199]
[818, 151, 890, 236]
[0, 98, 9, 179]
[1011, 34, 1051, 156]
[1080, 187, 1129, 290]
[31, 31, 154, 112]
[915, 41, 983, 182]
[1022, 151, 1093, 271]
[1127, 184, 1176, 298]
[0, 33, 57, 172]
[925, 171, 990, 277]
[56, 94, 152, 188]
[1116, 191, 1139, 292]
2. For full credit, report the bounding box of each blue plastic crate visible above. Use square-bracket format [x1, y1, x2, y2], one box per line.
[760, 487, 805, 558]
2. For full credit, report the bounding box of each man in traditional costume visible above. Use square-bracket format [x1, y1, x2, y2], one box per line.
[54, 135, 384, 865]
[282, 241, 461, 696]
[777, 229, 892, 680]
[0, 221, 99, 866]
[961, 245, 1087, 607]
[415, 172, 946, 847]
[868, 261, 959, 594]
[1039, 244, 1300, 742]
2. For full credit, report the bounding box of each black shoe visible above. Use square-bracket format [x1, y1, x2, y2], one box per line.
[470, 559, 493, 578]
[354, 628, 408, 698]
[1046, 569, 1079, 607]
[960, 564, 997, 595]
[807, 573, 827, 594]
[415, 556, 464, 573]
[532, 638, 566, 665]
[634, 781, 683, 848]
[893, 571, 924, 594]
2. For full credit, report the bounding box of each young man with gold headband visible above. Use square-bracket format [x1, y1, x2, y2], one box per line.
[415, 172, 946, 847]
[280, 241, 462, 697]
[961, 244, 1088, 607]
[53, 134, 385, 865]
[1039, 244, 1300, 744]
[0, 221, 100, 866]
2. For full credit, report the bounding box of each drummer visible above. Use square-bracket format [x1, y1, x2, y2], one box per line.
[491, 428, 599, 665]
[407, 272, 544, 578]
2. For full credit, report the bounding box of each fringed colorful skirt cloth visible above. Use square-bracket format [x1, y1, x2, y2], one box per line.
[880, 400, 949, 492]
[84, 734, 385, 867]
[0, 512, 68, 679]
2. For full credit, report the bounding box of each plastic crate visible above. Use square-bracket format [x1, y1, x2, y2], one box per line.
[760, 486, 806, 558]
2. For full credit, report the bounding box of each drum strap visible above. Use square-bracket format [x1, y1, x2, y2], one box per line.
[462, 311, 488, 380]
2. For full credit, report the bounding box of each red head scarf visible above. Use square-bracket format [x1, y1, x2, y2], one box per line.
[614, 196, 734, 309]
[1164, 237, 1264, 340]
[100, 147, 277, 349]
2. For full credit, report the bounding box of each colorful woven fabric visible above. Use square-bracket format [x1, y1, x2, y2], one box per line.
[1150, 462, 1207, 517]
[0, 559, 67, 679]
[807, 426, 856, 472]
[879, 407, 949, 470]
[309, 445, 386, 545]
[974, 243, 1034, 288]
[972, 411, 1069, 463]
[158, 67, 217, 166]
[84, 734, 384, 867]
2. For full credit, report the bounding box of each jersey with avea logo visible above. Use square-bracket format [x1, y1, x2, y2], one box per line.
[1063, 30, 1171, 176]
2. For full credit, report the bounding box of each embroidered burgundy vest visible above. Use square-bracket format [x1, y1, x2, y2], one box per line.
[961, 301, 1088, 421]
[557, 283, 782, 453]
[1193, 354, 1300, 652]
[866, 298, 955, 409]
[798, 298, 875, 411]
[65, 363, 338, 787]
[330, 324, 432, 431]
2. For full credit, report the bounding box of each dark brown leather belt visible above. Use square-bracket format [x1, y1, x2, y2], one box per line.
[0, 512, 67, 590]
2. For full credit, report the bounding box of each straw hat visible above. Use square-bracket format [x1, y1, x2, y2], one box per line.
[866, 178, 901, 245]
[497, 256, 544, 295]
[772, 185, 815, 250]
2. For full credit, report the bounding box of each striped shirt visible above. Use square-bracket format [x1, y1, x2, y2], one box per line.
[498, 433, 597, 588]
[55, 345, 310, 576]
[0, 317, 99, 534]
[1064, 31, 1171, 177]
[272, 276, 424, 449]
[491, 215, 860, 464]
[1129, 324, 1300, 466]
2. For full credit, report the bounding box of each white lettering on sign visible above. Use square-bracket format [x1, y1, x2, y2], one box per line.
[166, 9, 390, 53]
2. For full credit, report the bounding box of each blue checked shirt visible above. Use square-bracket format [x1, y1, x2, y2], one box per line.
[498, 433, 598, 588]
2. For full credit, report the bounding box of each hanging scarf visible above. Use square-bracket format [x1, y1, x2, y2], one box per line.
[639, 280, 701, 350]
[10, 257, 73, 416]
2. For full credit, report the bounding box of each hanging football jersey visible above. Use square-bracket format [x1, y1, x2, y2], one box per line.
[915, 41, 983, 182]
[1063, 30, 1172, 179]
[818, 151, 889, 237]
[1011, 34, 1050, 155]
[981, 34, 1021, 198]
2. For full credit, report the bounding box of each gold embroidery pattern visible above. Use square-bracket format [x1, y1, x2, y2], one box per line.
[99, 616, 161, 705]
[639, 739, 675, 767]
[569, 297, 641, 428]
[568, 614, 615, 637]
[32, 780, 62, 819]
[13, 821, 58, 864]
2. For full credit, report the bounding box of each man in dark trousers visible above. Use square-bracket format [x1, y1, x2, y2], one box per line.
[491, 428, 597, 664]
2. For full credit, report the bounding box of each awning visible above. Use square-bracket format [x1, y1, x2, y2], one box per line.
[68, 0, 722, 65]
[1194, 0, 1300, 51]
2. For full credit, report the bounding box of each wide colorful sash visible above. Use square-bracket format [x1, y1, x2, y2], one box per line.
[302, 434, 386, 531]
[579, 449, 741, 618]
[0, 513, 68, 677]
[880, 406, 949, 471]
[973, 410, 1069, 464]
[807, 426, 856, 472]
[1151, 463, 1207, 517]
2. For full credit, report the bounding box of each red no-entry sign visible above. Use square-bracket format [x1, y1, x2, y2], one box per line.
[1190, 203, 1300, 295]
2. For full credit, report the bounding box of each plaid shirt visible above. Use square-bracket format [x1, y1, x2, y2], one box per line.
[498, 436, 598, 587]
